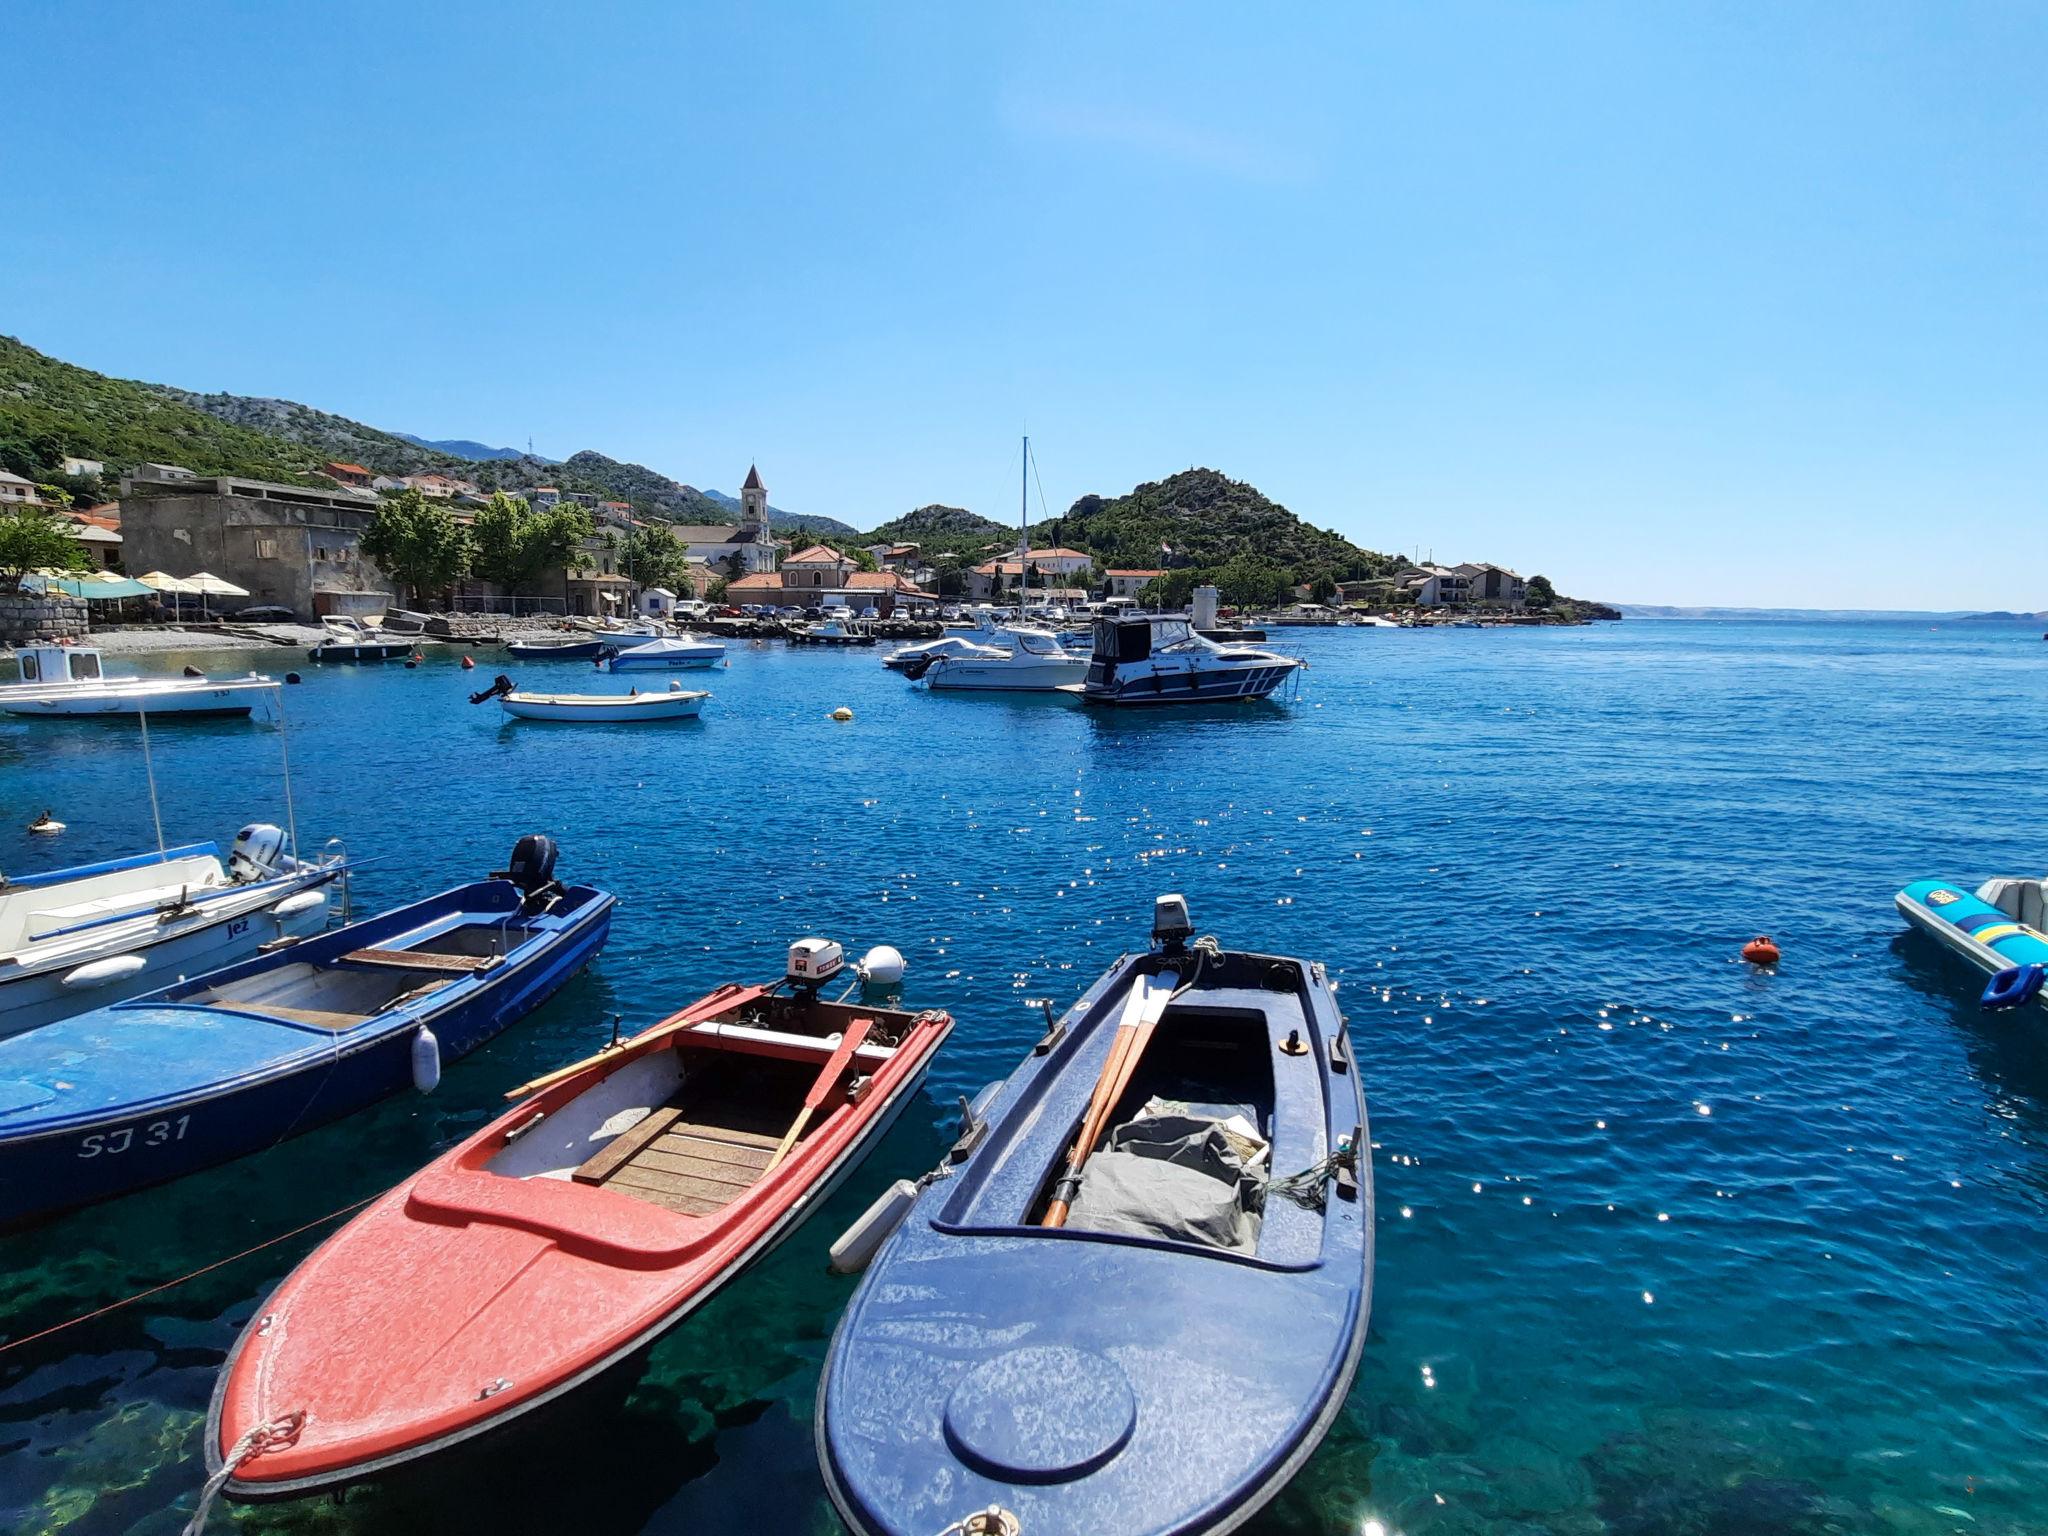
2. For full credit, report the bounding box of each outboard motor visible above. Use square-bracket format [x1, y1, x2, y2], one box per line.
[495, 834, 561, 911]
[229, 823, 293, 882]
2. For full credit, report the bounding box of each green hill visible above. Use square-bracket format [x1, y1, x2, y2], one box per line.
[142, 386, 468, 478]
[1048, 468, 1390, 578]
[0, 335, 336, 487]
[853, 503, 1012, 558]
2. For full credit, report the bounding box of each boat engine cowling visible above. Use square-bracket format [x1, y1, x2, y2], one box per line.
[500, 834, 559, 896]
[229, 823, 294, 882]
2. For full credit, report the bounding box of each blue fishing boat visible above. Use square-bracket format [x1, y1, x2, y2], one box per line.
[0, 837, 613, 1228]
[1897, 874, 2048, 1014]
[817, 895, 1371, 1536]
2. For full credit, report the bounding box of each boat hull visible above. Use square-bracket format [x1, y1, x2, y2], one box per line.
[0, 885, 613, 1228]
[598, 644, 724, 671]
[818, 945, 1371, 1536]
[0, 865, 340, 1038]
[209, 994, 952, 1499]
[307, 642, 412, 662]
[0, 680, 273, 717]
[498, 692, 706, 722]
[1079, 659, 1299, 704]
[503, 639, 606, 660]
[925, 658, 1088, 691]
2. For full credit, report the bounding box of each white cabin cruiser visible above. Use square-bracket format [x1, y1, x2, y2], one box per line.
[884, 609, 1005, 670]
[1077, 615, 1302, 704]
[308, 616, 413, 662]
[596, 636, 725, 670]
[0, 824, 347, 1037]
[913, 625, 1090, 692]
[0, 645, 278, 719]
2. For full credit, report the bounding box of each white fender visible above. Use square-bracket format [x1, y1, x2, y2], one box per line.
[270, 890, 328, 920]
[858, 945, 907, 987]
[62, 954, 148, 990]
[828, 1178, 919, 1275]
[411, 1026, 442, 1094]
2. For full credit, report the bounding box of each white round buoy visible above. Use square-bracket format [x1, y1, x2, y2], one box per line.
[859, 944, 907, 986]
[412, 1025, 442, 1093]
[830, 706, 854, 722]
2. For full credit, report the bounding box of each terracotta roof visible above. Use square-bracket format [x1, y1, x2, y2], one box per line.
[847, 570, 929, 592]
[1107, 568, 1164, 578]
[784, 544, 845, 564]
[1028, 546, 1091, 560]
[726, 573, 784, 593]
[742, 464, 764, 491]
[324, 462, 370, 476]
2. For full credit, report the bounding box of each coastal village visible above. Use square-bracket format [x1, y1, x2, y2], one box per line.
[2, 452, 1566, 641]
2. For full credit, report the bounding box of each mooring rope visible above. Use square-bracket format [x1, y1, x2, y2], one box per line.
[0, 1194, 378, 1358]
[183, 1410, 306, 1535]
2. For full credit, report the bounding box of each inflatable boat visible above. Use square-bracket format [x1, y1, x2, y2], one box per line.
[1896, 875, 2048, 1014]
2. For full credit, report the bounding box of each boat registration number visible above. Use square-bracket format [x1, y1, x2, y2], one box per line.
[78, 1115, 191, 1158]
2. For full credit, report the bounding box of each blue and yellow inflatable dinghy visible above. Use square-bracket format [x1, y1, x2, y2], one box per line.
[1897, 877, 2048, 1013]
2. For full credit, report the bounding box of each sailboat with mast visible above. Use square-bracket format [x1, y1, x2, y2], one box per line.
[912, 437, 1089, 693]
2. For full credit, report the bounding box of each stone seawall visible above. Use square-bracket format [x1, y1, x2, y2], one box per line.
[0, 590, 89, 644]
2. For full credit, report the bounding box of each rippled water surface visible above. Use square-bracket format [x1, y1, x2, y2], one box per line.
[2, 618, 2045, 1536]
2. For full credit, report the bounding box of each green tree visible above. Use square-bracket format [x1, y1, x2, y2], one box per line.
[706, 575, 730, 603]
[360, 488, 473, 604]
[0, 504, 93, 590]
[1525, 574, 1557, 609]
[470, 491, 593, 593]
[620, 523, 692, 591]
[849, 545, 879, 572]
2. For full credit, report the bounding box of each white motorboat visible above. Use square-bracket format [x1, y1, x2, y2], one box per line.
[1077, 615, 1303, 704]
[497, 681, 709, 722]
[916, 625, 1090, 692]
[0, 645, 278, 719]
[308, 616, 413, 662]
[0, 825, 347, 1037]
[884, 608, 1005, 670]
[596, 636, 725, 670]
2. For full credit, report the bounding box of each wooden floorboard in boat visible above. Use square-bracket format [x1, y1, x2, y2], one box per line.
[571, 1105, 686, 1186]
[341, 946, 499, 973]
[653, 1132, 773, 1171]
[627, 1145, 761, 1190]
[232, 1003, 373, 1030]
[603, 1164, 739, 1217]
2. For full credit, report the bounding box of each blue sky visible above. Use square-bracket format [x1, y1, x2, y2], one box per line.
[6, 2, 2044, 607]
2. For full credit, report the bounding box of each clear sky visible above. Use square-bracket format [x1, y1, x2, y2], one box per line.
[6, 2, 2044, 608]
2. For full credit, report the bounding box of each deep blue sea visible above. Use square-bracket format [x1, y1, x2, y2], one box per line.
[1, 617, 2045, 1536]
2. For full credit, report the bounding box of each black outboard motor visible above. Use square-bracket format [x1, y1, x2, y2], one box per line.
[468, 673, 515, 705]
[494, 834, 561, 912]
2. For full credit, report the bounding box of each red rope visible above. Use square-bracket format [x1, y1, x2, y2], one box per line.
[0, 1194, 379, 1357]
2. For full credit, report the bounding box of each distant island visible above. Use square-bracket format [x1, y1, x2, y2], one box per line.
[1620, 604, 2047, 622]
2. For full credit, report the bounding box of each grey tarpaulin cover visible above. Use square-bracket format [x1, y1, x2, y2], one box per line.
[1066, 1100, 1268, 1252]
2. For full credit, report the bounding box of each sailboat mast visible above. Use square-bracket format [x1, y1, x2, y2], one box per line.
[1019, 434, 1029, 609]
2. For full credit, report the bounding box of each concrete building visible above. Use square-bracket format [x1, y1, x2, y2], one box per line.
[119, 474, 390, 619]
[0, 469, 38, 505]
[136, 463, 195, 481]
[60, 456, 103, 478]
[967, 547, 1095, 601]
[780, 543, 855, 591]
[323, 461, 374, 489]
[1104, 568, 1163, 599]
[1455, 562, 1526, 608]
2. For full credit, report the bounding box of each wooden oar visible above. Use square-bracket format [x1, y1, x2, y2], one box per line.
[502, 982, 768, 1100]
[1042, 967, 1178, 1228]
[764, 1017, 874, 1174]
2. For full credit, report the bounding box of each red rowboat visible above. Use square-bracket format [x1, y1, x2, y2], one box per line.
[206, 972, 952, 1500]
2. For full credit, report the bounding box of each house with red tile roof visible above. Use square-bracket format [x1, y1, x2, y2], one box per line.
[323, 461, 373, 489]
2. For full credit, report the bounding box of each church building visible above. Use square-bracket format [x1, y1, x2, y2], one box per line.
[669, 464, 778, 576]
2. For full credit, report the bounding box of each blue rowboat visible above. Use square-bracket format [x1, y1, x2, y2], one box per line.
[1897, 875, 2048, 1014]
[0, 837, 613, 1228]
[817, 895, 1372, 1536]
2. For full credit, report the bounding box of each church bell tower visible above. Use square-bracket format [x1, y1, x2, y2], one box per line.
[740, 464, 772, 574]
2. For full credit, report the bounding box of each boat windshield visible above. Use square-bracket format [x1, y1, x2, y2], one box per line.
[1151, 621, 1219, 655]
[1008, 628, 1067, 656]
[68, 652, 102, 681]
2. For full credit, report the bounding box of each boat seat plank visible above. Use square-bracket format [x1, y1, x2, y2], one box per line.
[231, 1002, 374, 1030]
[654, 1132, 773, 1171]
[343, 946, 501, 974]
[627, 1145, 761, 1192]
[604, 1162, 749, 1216]
[571, 1105, 687, 1186]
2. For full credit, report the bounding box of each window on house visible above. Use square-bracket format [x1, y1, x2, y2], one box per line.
[256, 538, 278, 559]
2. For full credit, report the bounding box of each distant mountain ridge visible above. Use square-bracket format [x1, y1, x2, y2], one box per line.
[394, 433, 543, 463]
[697, 486, 855, 537]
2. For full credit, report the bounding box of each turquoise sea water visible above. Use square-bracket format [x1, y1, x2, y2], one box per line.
[1, 618, 2045, 1536]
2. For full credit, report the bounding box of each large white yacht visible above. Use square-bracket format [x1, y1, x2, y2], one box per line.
[1078, 614, 1302, 704]
[913, 625, 1090, 691]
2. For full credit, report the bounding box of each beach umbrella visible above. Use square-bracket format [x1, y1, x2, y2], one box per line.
[134, 570, 200, 621]
[184, 571, 249, 621]
[30, 573, 153, 600]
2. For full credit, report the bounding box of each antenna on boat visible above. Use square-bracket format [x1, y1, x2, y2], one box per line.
[137, 703, 168, 860]
[1019, 433, 1030, 611]
[275, 686, 301, 865]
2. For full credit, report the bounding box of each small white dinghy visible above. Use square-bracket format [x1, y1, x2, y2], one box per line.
[473, 675, 709, 722]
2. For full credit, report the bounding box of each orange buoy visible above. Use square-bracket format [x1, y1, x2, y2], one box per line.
[1741, 936, 1781, 966]
[461, 655, 475, 669]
